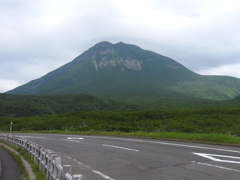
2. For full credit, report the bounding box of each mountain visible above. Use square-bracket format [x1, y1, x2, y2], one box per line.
[232, 94, 240, 102]
[6, 41, 240, 106]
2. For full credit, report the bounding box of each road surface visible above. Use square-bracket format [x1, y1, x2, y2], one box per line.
[0, 146, 22, 180]
[8, 133, 240, 180]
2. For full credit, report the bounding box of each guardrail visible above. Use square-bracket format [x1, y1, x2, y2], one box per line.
[0, 134, 83, 180]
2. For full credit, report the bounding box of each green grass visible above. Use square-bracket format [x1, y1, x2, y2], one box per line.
[17, 148, 46, 180]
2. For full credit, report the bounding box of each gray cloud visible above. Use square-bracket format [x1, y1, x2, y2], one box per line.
[0, 0, 240, 92]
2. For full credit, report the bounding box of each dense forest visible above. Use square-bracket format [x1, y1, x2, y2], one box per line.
[1, 108, 240, 136]
[0, 93, 142, 117]
[1, 93, 240, 118]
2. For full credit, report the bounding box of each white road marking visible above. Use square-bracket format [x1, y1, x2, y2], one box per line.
[63, 153, 115, 180]
[67, 137, 84, 140]
[102, 144, 139, 152]
[193, 153, 240, 164]
[60, 139, 81, 142]
[76, 161, 90, 168]
[17, 136, 46, 139]
[92, 170, 115, 180]
[150, 141, 240, 154]
[192, 161, 240, 172]
[83, 136, 240, 154]
[64, 156, 115, 180]
[65, 156, 72, 160]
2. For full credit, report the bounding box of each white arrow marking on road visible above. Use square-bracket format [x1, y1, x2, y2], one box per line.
[193, 153, 240, 164]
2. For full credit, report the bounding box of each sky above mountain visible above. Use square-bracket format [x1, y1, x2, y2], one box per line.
[1, 0, 240, 92]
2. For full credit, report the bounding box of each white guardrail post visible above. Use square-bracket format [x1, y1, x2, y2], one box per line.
[0, 134, 83, 180]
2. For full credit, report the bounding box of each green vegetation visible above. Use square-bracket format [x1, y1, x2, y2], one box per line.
[0, 93, 142, 118]
[1, 108, 240, 141]
[1, 92, 240, 118]
[17, 148, 45, 180]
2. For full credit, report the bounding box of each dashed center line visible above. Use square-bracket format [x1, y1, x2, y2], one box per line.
[64, 155, 72, 160]
[83, 136, 240, 154]
[102, 144, 139, 152]
[64, 155, 115, 179]
[67, 137, 84, 140]
[60, 139, 81, 142]
[92, 170, 115, 180]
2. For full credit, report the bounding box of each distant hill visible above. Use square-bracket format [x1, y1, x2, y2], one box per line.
[231, 95, 240, 102]
[6, 41, 240, 105]
[0, 93, 142, 118]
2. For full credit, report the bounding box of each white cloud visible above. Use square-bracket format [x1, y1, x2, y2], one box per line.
[197, 63, 240, 78]
[0, 79, 21, 93]
[115, 0, 205, 31]
[0, 58, 65, 93]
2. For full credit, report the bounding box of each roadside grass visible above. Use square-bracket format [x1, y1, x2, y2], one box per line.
[0, 140, 45, 180]
[8, 130, 240, 146]
[17, 148, 46, 180]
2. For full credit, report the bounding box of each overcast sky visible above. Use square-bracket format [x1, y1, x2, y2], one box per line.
[1, 0, 240, 93]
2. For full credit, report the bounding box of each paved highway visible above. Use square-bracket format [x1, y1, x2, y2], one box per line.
[10, 133, 240, 180]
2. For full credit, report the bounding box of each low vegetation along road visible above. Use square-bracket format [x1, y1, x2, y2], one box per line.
[11, 133, 240, 180]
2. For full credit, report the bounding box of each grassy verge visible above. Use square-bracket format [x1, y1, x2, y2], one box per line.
[0, 140, 45, 180]
[7, 130, 240, 146]
[16, 148, 46, 180]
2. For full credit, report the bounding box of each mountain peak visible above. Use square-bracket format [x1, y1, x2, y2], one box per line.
[89, 41, 143, 71]
[94, 41, 113, 47]
[93, 41, 141, 50]
[114, 42, 127, 46]
[88, 41, 114, 53]
[114, 42, 142, 51]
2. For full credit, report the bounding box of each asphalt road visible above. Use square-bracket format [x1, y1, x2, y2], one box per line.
[8, 133, 240, 180]
[0, 147, 22, 180]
